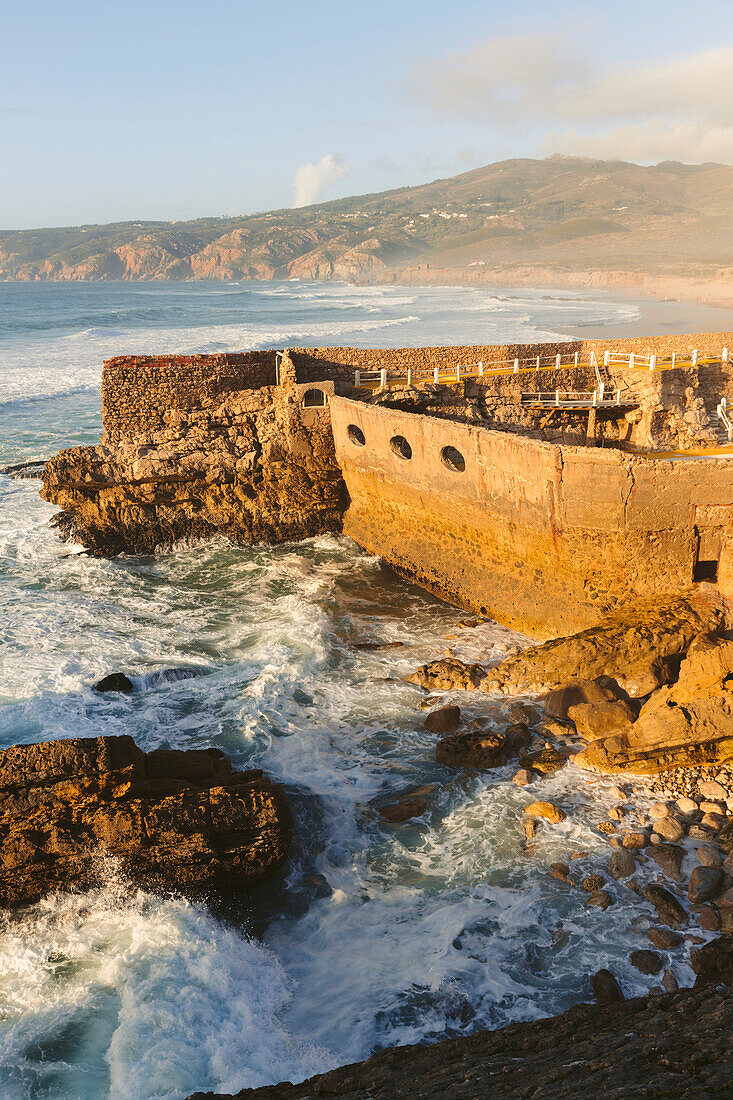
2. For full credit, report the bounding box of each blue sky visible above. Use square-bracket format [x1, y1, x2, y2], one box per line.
[3, 0, 733, 228]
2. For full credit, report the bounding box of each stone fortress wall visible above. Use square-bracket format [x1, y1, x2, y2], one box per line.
[329, 397, 733, 638]
[43, 332, 733, 638]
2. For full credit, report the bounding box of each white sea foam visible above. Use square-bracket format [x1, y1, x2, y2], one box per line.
[0, 281, 695, 1100]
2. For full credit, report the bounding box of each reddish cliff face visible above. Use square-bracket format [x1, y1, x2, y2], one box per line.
[41, 352, 347, 555]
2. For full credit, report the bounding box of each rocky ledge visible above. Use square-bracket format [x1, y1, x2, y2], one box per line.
[0, 736, 292, 908]
[189, 939, 733, 1100]
[409, 594, 733, 774]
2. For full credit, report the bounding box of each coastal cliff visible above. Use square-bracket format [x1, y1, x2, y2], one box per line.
[42, 352, 346, 554]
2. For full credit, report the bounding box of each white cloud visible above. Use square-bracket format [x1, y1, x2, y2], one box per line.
[293, 154, 350, 208]
[408, 38, 733, 163]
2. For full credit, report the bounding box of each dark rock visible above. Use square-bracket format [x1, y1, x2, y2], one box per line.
[648, 843, 684, 882]
[689, 865, 724, 903]
[551, 862, 570, 883]
[583, 874, 606, 892]
[0, 735, 291, 908]
[647, 927, 683, 950]
[424, 705, 461, 734]
[587, 889, 613, 908]
[94, 672, 134, 694]
[435, 730, 505, 769]
[608, 849, 636, 879]
[520, 746, 569, 775]
[380, 796, 429, 823]
[630, 949, 663, 975]
[503, 722, 532, 757]
[592, 968, 624, 1004]
[642, 884, 687, 926]
[691, 934, 733, 984]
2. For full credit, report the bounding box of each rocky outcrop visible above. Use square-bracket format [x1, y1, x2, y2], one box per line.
[0, 736, 292, 908]
[189, 947, 733, 1100]
[575, 633, 733, 774]
[42, 355, 346, 555]
[408, 595, 723, 697]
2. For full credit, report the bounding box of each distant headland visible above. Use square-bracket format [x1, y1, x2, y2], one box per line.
[4, 155, 733, 309]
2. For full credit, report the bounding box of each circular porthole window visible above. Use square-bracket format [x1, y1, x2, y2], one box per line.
[441, 445, 466, 472]
[348, 424, 366, 447]
[390, 435, 412, 460]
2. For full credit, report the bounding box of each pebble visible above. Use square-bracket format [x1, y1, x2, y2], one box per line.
[688, 866, 723, 903]
[583, 874, 606, 892]
[609, 807, 625, 821]
[609, 785, 628, 802]
[653, 815, 686, 842]
[597, 821, 616, 834]
[622, 832, 648, 849]
[689, 824, 716, 840]
[642, 884, 686, 926]
[699, 779, 728, 800]
[551, 862, 570, 883]
[592, 968, 624, 1004]
[523, 820, 536, 841]
[649, 801, 670, 820]
[513, 768, 534, 787]
[697, 845, 723, 868]
[587, 889, 613, 909]
[717, 886, 733, 909]
[609, 849, 636, 879]
[662, 969, 678, 993]
[570, 850, 589, 860]
[700, 801, 725, 815]
[524, 801, 565, 824]
[676, 796, 698, 815]
[695, 905, 721, 931]
[647, 927, 683, 950]
[701, 811, 726, 831]
[630, 949, 663, 975]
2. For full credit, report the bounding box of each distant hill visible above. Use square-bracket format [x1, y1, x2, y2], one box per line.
[3, 156, 733, 301]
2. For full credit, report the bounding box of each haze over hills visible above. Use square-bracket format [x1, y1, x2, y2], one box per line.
[3, 156, 733, 303]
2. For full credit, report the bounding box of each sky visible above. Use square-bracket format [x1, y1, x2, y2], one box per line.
[3, 0, 733, 229]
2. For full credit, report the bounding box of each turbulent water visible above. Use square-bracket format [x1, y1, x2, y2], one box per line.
[0, 281, 687, 1100]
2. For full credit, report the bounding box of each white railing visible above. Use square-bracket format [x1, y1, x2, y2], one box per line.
[353, 346, 732, 389]
[521, 389, 624, 407]
[718, 397, 733, 441]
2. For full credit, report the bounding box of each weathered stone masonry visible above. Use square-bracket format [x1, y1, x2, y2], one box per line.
[329, 396, 733, 637]
[41, 336, 733, 638]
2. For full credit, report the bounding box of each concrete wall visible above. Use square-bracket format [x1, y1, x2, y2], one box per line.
[330, 396, 733, 638]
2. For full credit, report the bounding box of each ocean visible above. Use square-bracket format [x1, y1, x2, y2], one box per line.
[0, 281, 691, 1100]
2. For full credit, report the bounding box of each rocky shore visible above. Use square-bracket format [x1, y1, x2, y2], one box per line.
[0, 735, 292, 908]
[190, 956, 733, 1099]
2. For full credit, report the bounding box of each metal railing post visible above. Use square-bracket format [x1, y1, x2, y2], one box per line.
[671, 352, 676, 368]
[649, 354, 656, 373]
[555, 390, 559, 405]
[555, 354, 561, 370]
[355, 370, 361, 387]
[456, 364, 461, 382]
[513, 358, 519, 374]
[692, 349, 698, 366]
[604, 351, 610, 367]
[478, 361, 484, 376]
[433, 366, 440, 384]
[629, 353, 635, 369]
[536, 355, 540, 370]
[406, 367, 412, 385]
[380, 368, 387, 388]
[574, 351, 579, 369]
[723, 348, 729, 364]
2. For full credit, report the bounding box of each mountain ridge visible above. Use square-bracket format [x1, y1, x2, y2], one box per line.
[3, 156, 733, 301]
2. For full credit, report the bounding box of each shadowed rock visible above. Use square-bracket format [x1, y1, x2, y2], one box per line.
[0, 735, 292, 909]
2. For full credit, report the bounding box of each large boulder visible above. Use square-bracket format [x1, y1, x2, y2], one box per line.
[575, 634, 733, 774]
[0, 736, 292, 908]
